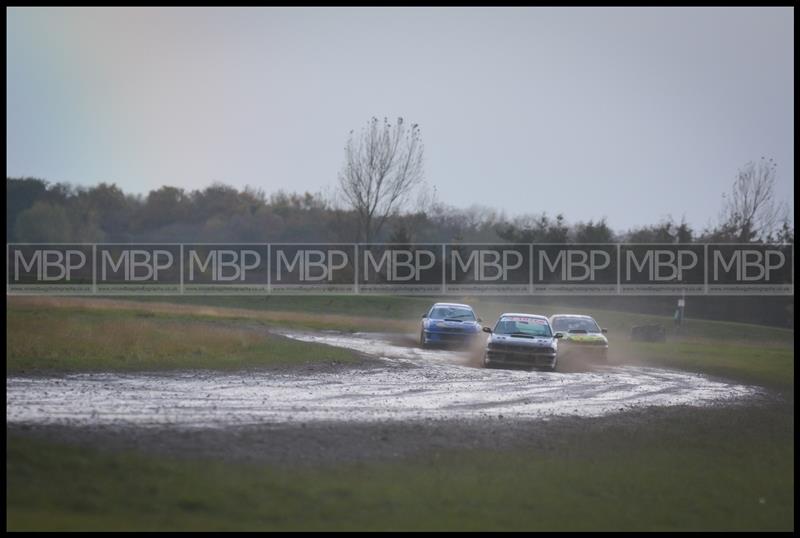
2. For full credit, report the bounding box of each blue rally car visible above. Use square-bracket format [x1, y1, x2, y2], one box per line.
[419, 303, 483, 347]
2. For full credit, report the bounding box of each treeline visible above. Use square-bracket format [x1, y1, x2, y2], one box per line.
[5, 177, 795, 327]
[6, 177, 793, 244]
[7, 179, 350, 243]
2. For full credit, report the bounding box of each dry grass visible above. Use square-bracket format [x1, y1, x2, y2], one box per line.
[7, 296, 415, 333]
[7, 298, 360, 373]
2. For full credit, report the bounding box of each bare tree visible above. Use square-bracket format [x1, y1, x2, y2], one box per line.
[337, 117, 425, 242]
[718, 157, 789, 242]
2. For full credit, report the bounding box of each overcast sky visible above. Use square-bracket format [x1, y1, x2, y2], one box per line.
[6, 7, 794, 232]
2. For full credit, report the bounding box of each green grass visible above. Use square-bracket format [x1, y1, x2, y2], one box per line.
[131, 294, 432, 320]
[6, 303, 359, 374]
[6, 295, 795, 531]
[612, 339, 794, 389]
[7, 404, 794, 531]
[7, 296, 793, 387]
[127, 294, 794, 346]
[157, 295, 795, 388]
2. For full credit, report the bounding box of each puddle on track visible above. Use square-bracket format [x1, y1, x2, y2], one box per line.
[6, 331, 760, 428]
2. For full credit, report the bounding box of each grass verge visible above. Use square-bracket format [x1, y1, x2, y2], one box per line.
[7, 301, 359, 373]
[7, 296, 793, 387]
[6, 296, 794, 531]
[612, 339, 794, 389]
[6, 404, 793, 531]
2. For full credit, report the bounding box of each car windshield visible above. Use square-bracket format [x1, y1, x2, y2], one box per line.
[494, 317, 552, 337]
[551, 317, 601, 333]
[428, 306, 475, 321]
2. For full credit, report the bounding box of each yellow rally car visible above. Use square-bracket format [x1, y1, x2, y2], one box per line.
[548, 314, 608, 362]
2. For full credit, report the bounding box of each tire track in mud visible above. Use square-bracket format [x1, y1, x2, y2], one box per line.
[6, 331, 762, 428]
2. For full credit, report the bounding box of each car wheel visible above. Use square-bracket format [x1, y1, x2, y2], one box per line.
[419, 329, 428, 348]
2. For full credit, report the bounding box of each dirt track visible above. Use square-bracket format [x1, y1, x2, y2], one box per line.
[6, 330, 774, 464]
[7, 330, 761, 426]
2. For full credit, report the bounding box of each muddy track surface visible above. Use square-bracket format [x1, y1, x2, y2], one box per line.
[7, 331, 761, 429]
